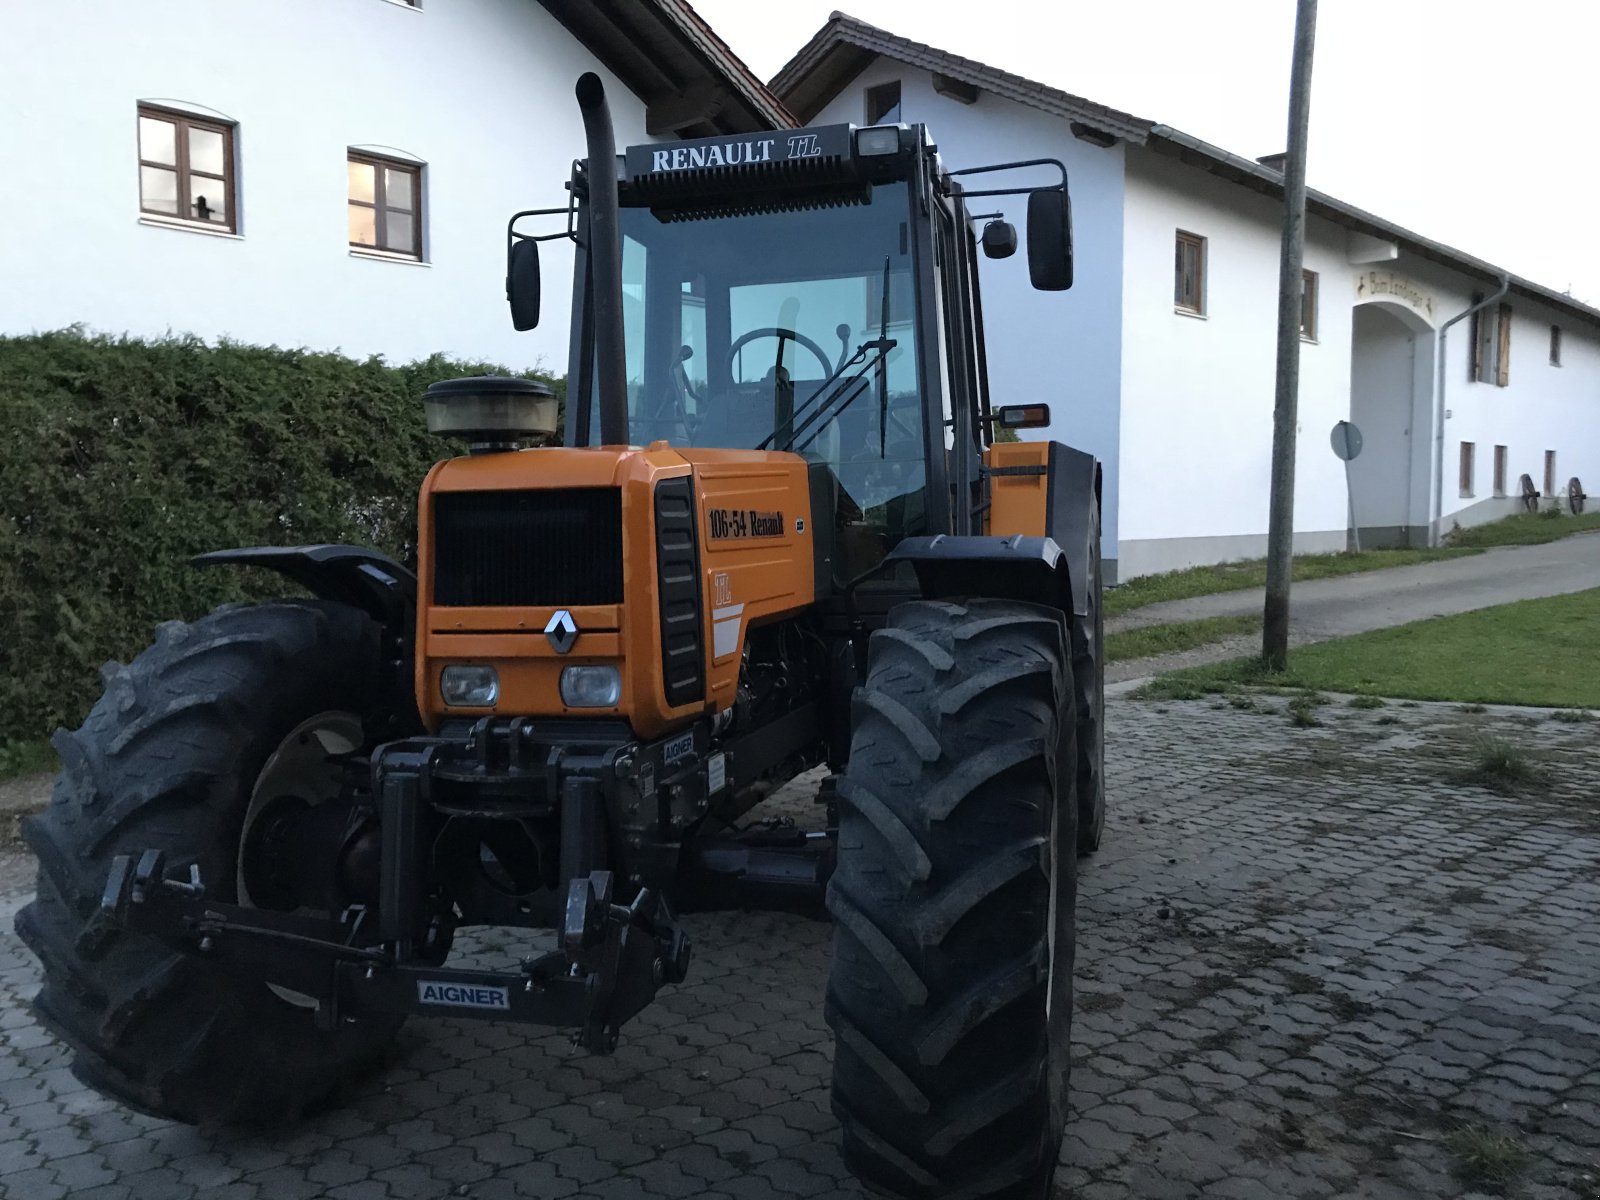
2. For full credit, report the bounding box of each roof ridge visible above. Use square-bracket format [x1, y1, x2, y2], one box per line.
[771, 11, 1151, 143]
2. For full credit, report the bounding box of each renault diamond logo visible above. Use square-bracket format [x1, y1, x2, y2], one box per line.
[545, 610, 578, 654]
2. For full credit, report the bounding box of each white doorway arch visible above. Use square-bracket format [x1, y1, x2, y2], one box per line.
[1348, 298, 1436, 547]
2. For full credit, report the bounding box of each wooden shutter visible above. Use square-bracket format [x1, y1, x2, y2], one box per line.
[1469, 303, 1485, 381]
[1495, 303, 1512, 387]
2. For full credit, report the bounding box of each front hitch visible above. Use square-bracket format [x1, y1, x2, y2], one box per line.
[95, 850, 690, 1051]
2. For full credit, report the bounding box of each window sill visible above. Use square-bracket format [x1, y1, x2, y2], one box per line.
[1460, 493, 1475, 500]
[1300, 334, 1318, 344]
[139, 215, 242, 240]
[349, 248, 429, 267]
[1174, 307, 1207, 320]
[378, 0, 422, 10]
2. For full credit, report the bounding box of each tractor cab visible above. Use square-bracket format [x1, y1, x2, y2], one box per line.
[510, 115, 1072, 587]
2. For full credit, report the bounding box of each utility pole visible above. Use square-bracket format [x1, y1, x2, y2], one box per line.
[1262, 0, 1319, 670]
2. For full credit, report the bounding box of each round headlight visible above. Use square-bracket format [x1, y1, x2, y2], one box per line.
[423, 375, 558, 453]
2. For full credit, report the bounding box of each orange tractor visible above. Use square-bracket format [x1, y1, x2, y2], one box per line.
[20, 74, 1105, 1199]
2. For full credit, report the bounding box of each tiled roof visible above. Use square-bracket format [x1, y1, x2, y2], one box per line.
[539, 0, 795, 135]
[773, 12, 1600, 325]
[770, 10, 1150, 142]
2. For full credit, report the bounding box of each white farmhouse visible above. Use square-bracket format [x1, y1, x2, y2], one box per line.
[775, 14, 1600, 580]
[0, 0, 788, 373]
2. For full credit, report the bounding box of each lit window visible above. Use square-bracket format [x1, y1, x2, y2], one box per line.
[348, 153, 423, 259]
[865, 81, 901, 126]
[138, 105, 236, 231]
[1174, 231, 1205, 315]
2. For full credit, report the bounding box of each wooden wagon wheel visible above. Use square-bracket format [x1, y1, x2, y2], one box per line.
[1569, 477, 1587, 515]
[1519, 474, 1540, 514]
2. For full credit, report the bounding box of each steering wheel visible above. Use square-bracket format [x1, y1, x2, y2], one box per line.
[728, 327, 834, 383]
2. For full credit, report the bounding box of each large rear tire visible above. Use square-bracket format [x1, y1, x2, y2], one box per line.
[827, 599, 1077, 1199]
[15, 600, 408, 1126]
[1072, 500, 1106, 854]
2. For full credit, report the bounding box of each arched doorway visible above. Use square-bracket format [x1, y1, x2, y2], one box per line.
[1348, 300, 1435, 548]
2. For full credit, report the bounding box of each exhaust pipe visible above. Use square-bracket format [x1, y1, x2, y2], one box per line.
[576, 73, 629, 447]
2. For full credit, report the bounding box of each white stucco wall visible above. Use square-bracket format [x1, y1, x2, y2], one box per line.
[1118, 146, 1600, 574]
[806, 60, 1128, 559]
[1437, 291, 1600, 528]
[1117, 148, 1357, 574]
[0, 0, 653, 373]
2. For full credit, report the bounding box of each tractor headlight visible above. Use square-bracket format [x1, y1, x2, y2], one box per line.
[560, 666, 622, 708]
[440, 665, 499, 707]
[855, 126, 901, 157]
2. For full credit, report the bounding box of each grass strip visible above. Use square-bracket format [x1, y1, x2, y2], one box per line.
[1105, 614, 1260, 663]
[1134, 588, 1600, 709]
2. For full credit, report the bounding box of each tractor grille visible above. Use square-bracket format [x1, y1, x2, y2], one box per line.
[654, 476, 705, 706]
[432, 489, 623, 607]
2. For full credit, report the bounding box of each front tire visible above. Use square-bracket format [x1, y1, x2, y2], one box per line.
[15, 600, 407, 1126]
[827, 599, 1078, 1199]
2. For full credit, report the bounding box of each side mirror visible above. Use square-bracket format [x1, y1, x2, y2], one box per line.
[507, 238, 541, 331]
[1027, 190, 1073, 291]
[981, 220, 1018, 259]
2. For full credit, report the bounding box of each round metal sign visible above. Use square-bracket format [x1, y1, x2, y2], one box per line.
[1331, 420, 1363, 462]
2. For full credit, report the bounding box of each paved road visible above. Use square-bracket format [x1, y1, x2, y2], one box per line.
[2, 696, 1598, 1198]
[1109, 534, 1600, 639]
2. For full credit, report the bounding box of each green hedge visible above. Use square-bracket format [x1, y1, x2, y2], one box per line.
[0, 329, 562, 746]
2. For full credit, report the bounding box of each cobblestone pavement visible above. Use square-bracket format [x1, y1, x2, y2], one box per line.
[1, 696, 1597, 1199]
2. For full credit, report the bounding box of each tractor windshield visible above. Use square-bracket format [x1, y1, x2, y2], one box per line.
[603, 184, 928, 569]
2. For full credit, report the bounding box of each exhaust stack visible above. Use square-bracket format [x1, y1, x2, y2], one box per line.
[576, 72, 629, 447]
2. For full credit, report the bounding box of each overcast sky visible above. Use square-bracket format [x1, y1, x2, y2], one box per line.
[694, 0, 1600, 307]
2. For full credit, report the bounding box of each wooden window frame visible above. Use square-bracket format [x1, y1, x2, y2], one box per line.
[1549, 324, 1562, 367]
[1459, 442, 1475, 498]
[1494, 303, 1512, 387]
[348, 152, 423, 260]
[1469, 301, 1513, 386]
[137, 105, 237, 232]
[865, 81, 902, 126]
[1300, 268, 1318, 341]
[1492, 445, 1508, 497]
[1174, 231, 1206, 315]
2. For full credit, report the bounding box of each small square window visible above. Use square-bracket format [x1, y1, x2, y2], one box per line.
[865, 81, 901, 126]
[348, 152, 423, 259]
[1174, 231, 1205, 315]
[1550, 324, 1562, 366]
[138, 105, 237, 232]
[1459, 442, 1475, 497]
[1300, 269, 1318, 341]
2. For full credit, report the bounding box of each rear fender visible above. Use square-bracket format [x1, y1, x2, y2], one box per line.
[193, 544, 416, 641]
[884, 534, 1074, 615]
